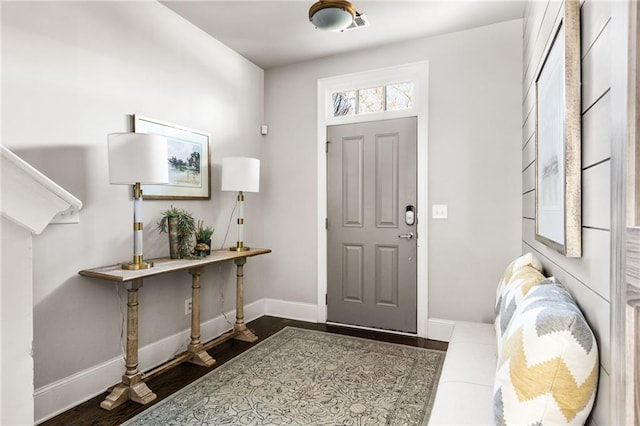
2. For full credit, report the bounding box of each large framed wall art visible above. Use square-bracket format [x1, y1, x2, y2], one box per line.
[534, 0, 582, 258]
[134, 115, 211, 200]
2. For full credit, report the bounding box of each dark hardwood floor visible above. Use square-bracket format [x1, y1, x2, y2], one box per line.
[42, 316, 447, 426]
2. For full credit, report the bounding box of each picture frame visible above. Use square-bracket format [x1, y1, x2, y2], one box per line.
[133, 115, 211, 200]
[534, 0, 581, 257]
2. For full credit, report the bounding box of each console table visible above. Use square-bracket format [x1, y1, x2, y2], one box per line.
[79, 248, 271, 411]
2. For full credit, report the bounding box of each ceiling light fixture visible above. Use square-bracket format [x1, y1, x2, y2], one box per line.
[309, 0, 356, 32]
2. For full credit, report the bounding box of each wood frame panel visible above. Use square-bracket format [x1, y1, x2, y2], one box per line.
[534, 0, 582, 257]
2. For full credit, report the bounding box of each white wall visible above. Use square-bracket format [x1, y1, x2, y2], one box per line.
[521, 1, 612, 423]
[1, 1, 265, 421]
[263, 19, 523, 324]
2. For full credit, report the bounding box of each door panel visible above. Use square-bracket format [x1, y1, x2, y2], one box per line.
[375, 133, 399, 228]
[342, 137, 364, 227]
[375, 245, 398, 306]
[327, 117, 417, 333]
[343, 244, 364, 303]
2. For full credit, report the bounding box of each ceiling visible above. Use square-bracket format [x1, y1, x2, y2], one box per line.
[162, 1, 526, 69]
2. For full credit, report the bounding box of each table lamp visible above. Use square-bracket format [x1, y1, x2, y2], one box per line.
[108, 132, 168, 269]
[221, 157, 260, 251]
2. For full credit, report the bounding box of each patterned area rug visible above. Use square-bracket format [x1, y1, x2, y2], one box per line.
[123, 327, 445, 425]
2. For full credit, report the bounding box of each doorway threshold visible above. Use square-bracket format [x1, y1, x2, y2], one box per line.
[325, 321, 418, 337]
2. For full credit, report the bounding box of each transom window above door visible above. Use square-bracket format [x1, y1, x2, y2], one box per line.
[332, 81, 414, 117]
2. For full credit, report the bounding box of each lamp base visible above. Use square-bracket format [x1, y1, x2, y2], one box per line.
[229, 242, 250, 252]
[121, 261, 154, 270]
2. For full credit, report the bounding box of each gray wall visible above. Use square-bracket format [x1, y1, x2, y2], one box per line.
[1, 0, 265, 415]
[521, 1, 612, 423]
[263, 19, 523, 323]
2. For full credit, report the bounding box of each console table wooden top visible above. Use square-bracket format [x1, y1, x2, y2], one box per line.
[79, 248, 271, 282]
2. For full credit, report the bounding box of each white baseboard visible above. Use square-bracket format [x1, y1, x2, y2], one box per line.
[34, 299, 266, 424]
[264, 298, 318, 322]
[428, 318, 456, 342]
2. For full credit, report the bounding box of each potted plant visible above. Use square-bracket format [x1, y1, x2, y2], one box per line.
[157, 206, 196, 259]
[194, 220, 214, 255]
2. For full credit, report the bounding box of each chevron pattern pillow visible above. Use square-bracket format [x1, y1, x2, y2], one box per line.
[494, 265, 545, 351]
[494, 278, 599, 425]
[494, 253, 544, 350]
[495, 253, 543, 311]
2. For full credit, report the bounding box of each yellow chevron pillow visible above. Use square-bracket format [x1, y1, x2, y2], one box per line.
[495, 253, 543, 311]
[494, 253, 544, 350]
[494, 265, 545, 352]
[494, 278, 599, 425]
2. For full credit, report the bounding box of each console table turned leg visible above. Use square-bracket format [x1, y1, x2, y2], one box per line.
[233, 258, 258, 342]
[100, 279, 156, 410]
[187, 268, 215, 367]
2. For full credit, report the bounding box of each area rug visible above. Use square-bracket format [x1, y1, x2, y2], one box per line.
[123, 327, 445, 425]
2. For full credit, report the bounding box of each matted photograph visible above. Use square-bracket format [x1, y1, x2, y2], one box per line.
[133, 115, 211, 200]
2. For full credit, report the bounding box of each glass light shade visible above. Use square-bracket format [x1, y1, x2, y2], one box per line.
[221, 157, 260, 193]
[311, 7, 354, 31]
[107, 133, 169, 185]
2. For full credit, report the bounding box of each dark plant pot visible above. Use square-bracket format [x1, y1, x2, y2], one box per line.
[168, 217, 180, 259]
[196, 240, 211, 255]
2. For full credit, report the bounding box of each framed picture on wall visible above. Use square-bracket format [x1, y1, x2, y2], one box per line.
[133, 115, 211, 200]
[534, 0, 581, 257]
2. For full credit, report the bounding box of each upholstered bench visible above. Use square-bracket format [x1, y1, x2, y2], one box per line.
[429, 254, 599, 425]
[428, 321, 497, 424]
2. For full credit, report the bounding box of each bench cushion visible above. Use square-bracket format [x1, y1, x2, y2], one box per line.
[429, 322, 496, 425]
[429, 382, 494, 425]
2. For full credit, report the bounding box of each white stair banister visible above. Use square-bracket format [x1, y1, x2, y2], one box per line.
[0, 145, 82, 234]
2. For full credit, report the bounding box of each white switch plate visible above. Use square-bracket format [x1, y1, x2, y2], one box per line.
[432, 204, 448, 219]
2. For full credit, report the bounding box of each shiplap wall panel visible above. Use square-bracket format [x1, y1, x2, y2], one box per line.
[523, 1, 563, 97]
[522, 85, 535, 127]
[591, 368, 611, 426]
[583, 91, 611, 167]
[583, 162, 611, 230]
[522, 190, 535, 219]
[523, 219, 610, 300]
[522, 108, 535, 148]
[582, 23, 611, 112]
[522, 0, 547, 82]
[522, 0, 554, 89]
[522, 0, 612, 419]
[523, 137, 535, 170]
[522, 0, 552, 100]
[522, 162, 535, 193]
[522, 86, 535, 128]
[581, 0, 611, 58]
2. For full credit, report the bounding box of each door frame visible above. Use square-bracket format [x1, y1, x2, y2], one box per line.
[316, 62, 429, 337]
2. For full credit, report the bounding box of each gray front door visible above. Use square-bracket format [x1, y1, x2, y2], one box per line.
[327, 117, 417, 333]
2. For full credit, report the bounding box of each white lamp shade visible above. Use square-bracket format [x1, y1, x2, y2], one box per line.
[311, 7, 353, 31]
[221, 157, 260, 193]
[108, 133, 169, 185]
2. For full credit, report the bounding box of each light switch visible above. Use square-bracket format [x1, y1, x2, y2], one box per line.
[432, 204, 448, 219]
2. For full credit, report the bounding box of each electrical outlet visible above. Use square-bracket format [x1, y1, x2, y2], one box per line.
[185, 298, 192, 315]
